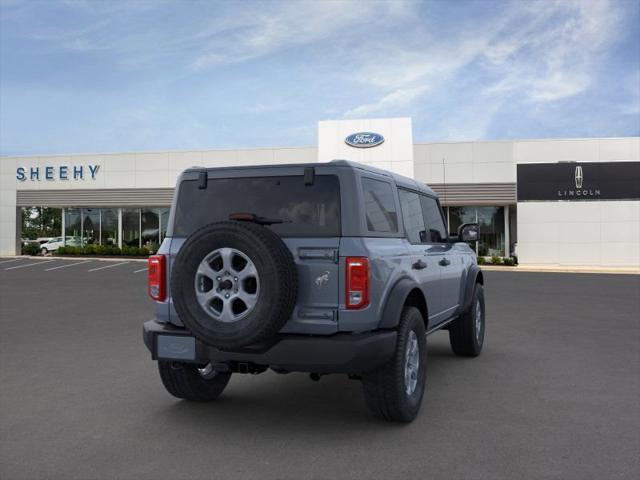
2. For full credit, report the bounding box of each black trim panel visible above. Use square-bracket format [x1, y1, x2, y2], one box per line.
[143, 319, 397, 374]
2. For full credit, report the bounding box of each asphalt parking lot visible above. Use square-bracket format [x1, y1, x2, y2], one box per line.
[0, 258, 638, 480]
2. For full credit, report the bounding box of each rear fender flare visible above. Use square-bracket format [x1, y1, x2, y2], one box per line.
[378, 278, 426, 329]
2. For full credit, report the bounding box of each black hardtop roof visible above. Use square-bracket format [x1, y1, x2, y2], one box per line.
[183, 159, 437, 197]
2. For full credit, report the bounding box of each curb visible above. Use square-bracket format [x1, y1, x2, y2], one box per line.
[0, 255, 148, 263]
[480, 265, 640, 275]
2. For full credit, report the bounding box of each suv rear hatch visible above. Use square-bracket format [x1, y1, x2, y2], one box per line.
[166, 167, 342, 335]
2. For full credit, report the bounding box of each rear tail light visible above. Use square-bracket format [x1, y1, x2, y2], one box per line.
[346, 257, 369, 309]
[148, 255, 166, 301]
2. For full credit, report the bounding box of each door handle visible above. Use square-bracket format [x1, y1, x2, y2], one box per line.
[439, 257, 450, 267]
[412, 259, 427, 270]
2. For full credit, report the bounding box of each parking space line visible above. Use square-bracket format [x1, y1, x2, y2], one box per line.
[88, 261, 129, 272]
[133, 267, 148, 273]
[45, 260, 92, 271]
[5, 260, 56, 270]
[0, 258, 24, 265]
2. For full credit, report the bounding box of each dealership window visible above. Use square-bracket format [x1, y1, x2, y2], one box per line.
[477, 207, 505, 257]
[141, 208, 160, 250]
[448, 206, 505, 256]
[122, 208, 140, 247]
[101, 209, 118, 246]
[64, 208, 82, 246]
[58, 206, 169, 250]
[20, 207, 62, 240]
[81, 208, 100, 245]
[362, 178, 398, 233]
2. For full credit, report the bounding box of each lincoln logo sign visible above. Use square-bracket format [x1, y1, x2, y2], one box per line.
[575, 166, 583, 189]
[558, 163, 600, 198]
[516, 162, 640, 202]
[345, 132, 385, 148]
[16, 164, 100, 182]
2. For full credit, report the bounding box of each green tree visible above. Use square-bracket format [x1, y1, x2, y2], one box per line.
[21, 207, 62, 239]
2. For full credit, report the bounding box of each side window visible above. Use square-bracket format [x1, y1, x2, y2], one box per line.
[399, 189, 427, 244]
[420, 196, 447, 243]
[361, 178, 398, 233]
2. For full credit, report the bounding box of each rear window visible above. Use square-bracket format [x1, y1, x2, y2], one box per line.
[361, 177, 398, 233]
[173, 175, 341, 237]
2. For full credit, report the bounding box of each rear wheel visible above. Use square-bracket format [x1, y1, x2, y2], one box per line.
[362, 306, 427, 422]
[449, 283, 485, 357]
[158, 361, 231, 402]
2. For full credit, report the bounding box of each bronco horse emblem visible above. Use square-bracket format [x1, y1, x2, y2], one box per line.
[315, 271, 330, 287]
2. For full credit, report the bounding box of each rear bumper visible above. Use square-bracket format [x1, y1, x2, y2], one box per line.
[143, 319, 397, 374]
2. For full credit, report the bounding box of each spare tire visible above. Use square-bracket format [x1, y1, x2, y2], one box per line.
[171, 221, 298, 350]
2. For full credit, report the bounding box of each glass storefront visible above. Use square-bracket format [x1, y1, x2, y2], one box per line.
[101, 209, 118, 246]
[122, 208, 140, 247]
[448, 206, 506, 257]
[141, 208, 160, 251]
[81, 208, 100, 245]
[20, 207, 63, 240]
[64, 208, 82, 246]
[477, 207, 504, 257]
[59, 207, 170, 250]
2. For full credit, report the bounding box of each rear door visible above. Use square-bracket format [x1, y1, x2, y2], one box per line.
[398, 189, 444, 325]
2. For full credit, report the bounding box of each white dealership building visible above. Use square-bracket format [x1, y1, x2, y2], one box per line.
[1, 118, 639, 269]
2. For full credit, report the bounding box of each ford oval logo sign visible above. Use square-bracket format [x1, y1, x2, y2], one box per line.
[345, 132, 385, 148]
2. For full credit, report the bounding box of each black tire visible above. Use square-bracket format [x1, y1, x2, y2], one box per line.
[158, 361, 231, 401]
[449, 283, 485, 357]
[41, 248, 48, 255]
[362, 306, 427, 422]
[171, 221, 297, 350]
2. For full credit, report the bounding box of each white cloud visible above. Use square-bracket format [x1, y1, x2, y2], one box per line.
[483, 0, 622, 103]
[342, 0, 625, 130]
[344, 85, 429, 118]
[189, 1, 413, 71]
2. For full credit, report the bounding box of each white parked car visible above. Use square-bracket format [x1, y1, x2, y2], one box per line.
[40, 237, 64, 254]
[40, 236, 80, 254]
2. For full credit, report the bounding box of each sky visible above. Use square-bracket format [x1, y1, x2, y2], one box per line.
[0, 0, 639, 155]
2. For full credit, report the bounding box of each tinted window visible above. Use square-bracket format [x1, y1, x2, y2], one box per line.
[362, 178, 398, 233]
[173, 175, 340, 237]
[399, 190, 426, 243]
[420, 196, 447, 242]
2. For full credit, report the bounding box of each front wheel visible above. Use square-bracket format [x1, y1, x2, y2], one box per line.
[40, 248, 48, 255]
[362, 306, 427, 422]
[449, 283, 485, 357]
[158, 361, 231, 402]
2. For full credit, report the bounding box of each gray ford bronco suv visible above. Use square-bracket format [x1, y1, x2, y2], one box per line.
[143, 160, 485, 422]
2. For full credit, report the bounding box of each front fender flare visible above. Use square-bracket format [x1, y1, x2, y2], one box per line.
[459, 264, 483, 314]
